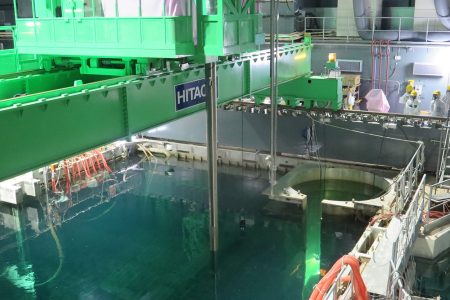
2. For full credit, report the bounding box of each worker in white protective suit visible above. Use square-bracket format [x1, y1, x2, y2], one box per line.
[442, 86, 450, 118]
[404, 90, 421, 115]
[399, 80, 415, 105]
[431, 90, 447, 118]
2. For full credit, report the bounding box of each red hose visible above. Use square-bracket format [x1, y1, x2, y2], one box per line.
[371, 40, 375, 90]
[51, 178, 57, 192]
[71, 162, 77, 180]
[309, 255, 368, 300]
[50, 164, 58, 192]
[92, 152, 102, 170]
[369, 212, 394, 226]
[82, 159, 91, 178]
[89, 155, 97, 174]
[76, 159, 82, 179]
[378, 40, 383, 90]
[385, 40, 390, 94]
[95, 150, 112, 173]
[64, 160, 71, 195]
[429, 211, 447, 219]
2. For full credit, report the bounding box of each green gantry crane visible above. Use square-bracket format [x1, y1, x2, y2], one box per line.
[0, 0, 342, 181]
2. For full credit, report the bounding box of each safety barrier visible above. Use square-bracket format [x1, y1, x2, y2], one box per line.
[320, 145, 425, 300]
[393, 142, 425, 214]
[425, 178, 450, 223]
[388, 175, 426, 298]
[302, 16, 450, 42]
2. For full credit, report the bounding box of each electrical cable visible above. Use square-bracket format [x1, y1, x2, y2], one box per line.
[389, 47, 401, 80]
[81, 178, 119, 222]
[284, 0, 294, 14]
[398, 125, 412, 143]
[35, 222, 64, 287]
[84, 201, 117, 222]
[306, 113, 324, 186]
[376, 128, 388, 168]
[311, 118, 419, 144]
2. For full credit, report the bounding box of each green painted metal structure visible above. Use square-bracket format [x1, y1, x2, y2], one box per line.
[254, 75, 343, 110]
[0, 4, 342, 300]
[0, 43, 316, 181]
[14, 0, 263, 75]
[0, 26, 40, 75]
[0, 1, 342, 183]
[0, 68, 107, 100]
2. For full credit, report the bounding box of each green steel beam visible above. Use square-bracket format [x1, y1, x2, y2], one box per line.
[0, 26, 41, 75]
[0, 69, 51, 80]
[255, 75, 343, 110]
[0, 49, 19, 75]
[0, 43, 311, 181]
[0, 69, 109, 101]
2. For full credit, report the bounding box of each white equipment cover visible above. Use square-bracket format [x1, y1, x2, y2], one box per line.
[365, 89, 390, 113]
[102, 0, 188, 17]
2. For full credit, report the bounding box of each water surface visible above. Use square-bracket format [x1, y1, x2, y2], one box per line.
[0, 164, 367, 299]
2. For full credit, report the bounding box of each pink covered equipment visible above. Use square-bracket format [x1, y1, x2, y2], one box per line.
[365, 89, 390, 113]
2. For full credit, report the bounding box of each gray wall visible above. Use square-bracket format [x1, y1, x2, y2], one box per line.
[311, 44, 450, 114]
[153, 1, 442, 174]
[261, 2, 297, 34]
[147, 110, 440, 172]
[0, 0, 15, 25]
[299, 0, 415, 8]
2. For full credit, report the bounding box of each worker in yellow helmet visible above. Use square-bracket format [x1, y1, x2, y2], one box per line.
[404, 90, 421, 115]
[399, 80, 415, 104]
[431, 90, 447, 117]
[406, 80, 415, 93]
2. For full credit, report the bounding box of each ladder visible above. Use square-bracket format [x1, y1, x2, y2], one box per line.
[437, 114, 450, 183]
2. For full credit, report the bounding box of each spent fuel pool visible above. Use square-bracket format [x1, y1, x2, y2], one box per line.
[0, 162, 369, 299]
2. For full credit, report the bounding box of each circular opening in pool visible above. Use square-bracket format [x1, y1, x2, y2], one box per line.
[294, 179, 384, 202]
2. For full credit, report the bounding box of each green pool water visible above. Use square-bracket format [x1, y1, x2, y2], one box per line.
[414, 249, 450, 299]
[0, 164, 367, 299]
[294, 179, 384, 297]
[295, 179, 384, 202]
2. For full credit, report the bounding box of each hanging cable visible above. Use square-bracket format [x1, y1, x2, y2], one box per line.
[35, 167, 65, 287]
[34, 222, 64, 287]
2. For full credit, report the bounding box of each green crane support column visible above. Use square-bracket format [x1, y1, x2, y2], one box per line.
[205, 61, 219, 253]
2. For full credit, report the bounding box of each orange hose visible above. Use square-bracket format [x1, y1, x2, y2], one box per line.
[369, 212, 393, 226]
[64, 161, 71, 195]
[71, 162, 77, 180]
[76, 159, 82, 179]
[50, 164, 58, 192]
[95, 150, 112, 173]
[93, 152, 102, 170]
[89, 156, 97, 174]
[429, 211, 447, 219]
[309, 255, 368, 300]
[82, 159, 91, 178]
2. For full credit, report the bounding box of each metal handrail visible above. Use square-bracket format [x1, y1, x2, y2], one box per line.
[436, 123, 450, 182]
[322, 143, 425, 299]
[324, 265, 352, 300]
[388, 175, 427, 298]
[426, 177, 450, 222]
[393, 142, 425, 214]
[302, 16, 450, 42]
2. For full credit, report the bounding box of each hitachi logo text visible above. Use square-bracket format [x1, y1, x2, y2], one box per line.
[174, 79, 208, 111]
[176, 85, 206, 105]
